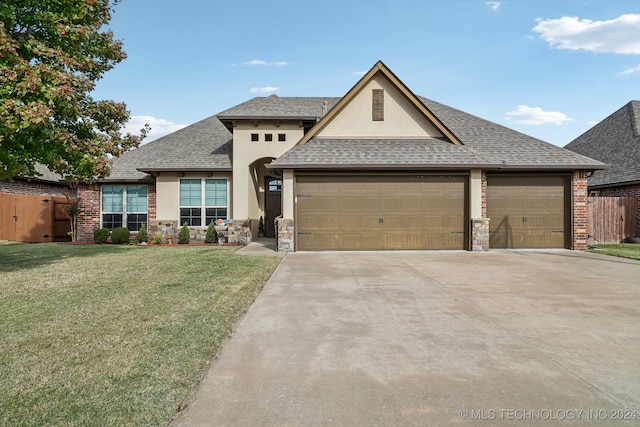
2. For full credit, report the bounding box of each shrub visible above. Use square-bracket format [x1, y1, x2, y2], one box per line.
[204, 221, 218, 244]
[93, 228, 109, 244]
[153, 232, 163, 245]
[136, 223, 148, 244]
[258, 216, 265, 236]
[111, 227, 131, 244]
[178, 222, 190, 244]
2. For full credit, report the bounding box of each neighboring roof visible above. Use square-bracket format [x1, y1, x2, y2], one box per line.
[11, 164, 64, 184]
[564, 101, 640, 188]
[104, 115, 233, 182]
[34, 164, 65, 183]
[272, 96, 607, 170]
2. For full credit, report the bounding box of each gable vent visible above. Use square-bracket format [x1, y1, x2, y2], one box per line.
[372, 89, 384, 121]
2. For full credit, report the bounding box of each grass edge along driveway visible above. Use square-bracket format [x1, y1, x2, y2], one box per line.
[588, 243, 640, 260]
[0, 243, 281, 427]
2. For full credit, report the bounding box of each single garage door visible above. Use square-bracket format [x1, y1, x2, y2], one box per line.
[296, 175, 467, 251]
[486, 175, 569, 249]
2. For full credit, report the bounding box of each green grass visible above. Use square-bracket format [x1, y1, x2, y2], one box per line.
[588, 243, 640, 260]
[0, 243, 281, 426]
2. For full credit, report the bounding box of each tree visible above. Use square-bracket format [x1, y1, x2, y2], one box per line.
[0, 0, 148, 182]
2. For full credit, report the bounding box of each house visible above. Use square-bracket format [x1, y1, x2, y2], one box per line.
[0, 165, 71, 242]
[76, 61, 606, 251]
[564, 101, 640, 236]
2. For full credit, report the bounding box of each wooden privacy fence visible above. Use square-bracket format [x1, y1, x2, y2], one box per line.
[588, 196, 639, 245]
[0, 194, 71, 243]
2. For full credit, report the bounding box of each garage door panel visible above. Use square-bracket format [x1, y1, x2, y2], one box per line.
[296, 175, 467, 251]
[487, 175, 568, 249]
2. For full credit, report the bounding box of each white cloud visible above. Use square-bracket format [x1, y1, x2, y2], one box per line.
[123, 115, 188, 143]
[250, 86, 279, 94]
[505, 105, 573, 125]
[618, 64, 640, 76]
[353, 70, 367, 76]
[244, 59, 288, 67]
[486, 1, 501, 11]
[533, 14, 640, 54]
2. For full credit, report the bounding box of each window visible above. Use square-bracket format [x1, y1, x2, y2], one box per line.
[278, 133, 286, 142]
[179, 178, 228, 226]
[372, 89, 384, 121]
[268, 179, 282, 192]
[251, 133, 259, 142]
[101, 185, 148, 231]
[265, 133, 273, 142]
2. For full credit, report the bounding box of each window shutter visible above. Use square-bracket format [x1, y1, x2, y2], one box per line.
[372, 89, 384, 121]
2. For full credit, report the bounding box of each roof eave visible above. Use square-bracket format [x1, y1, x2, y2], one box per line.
[267, 163, 503, 170]
[497, 164, 610, 171]
[589, 179, 640, 189]
[137, 167, 233, 173]
[98, 177, 155, 183]
[217, 115, 318, 122]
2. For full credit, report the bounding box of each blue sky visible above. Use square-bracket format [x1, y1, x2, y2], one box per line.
[93, 0, 640, 146]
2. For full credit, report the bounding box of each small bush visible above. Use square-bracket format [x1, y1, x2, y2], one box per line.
[136, 223, 148, 244]
[111, 227, 131, 244]
[204, 221, 218, 244]
[178, 222, 190, 244]
[93, 228, 109, 244]
[153, 232, 163, 245]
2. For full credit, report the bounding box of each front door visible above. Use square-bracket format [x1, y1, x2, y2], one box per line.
[264, 178, 282, 237]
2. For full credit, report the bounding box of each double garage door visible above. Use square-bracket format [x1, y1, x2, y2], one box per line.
[295, 175, 467, 250]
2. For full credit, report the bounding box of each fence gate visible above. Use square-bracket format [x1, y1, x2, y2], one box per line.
[0, 194, 71, 242]
[588, 196, 639, 245]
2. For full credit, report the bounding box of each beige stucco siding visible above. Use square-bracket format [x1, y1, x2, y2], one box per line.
[470, 170, 483, 219]
[282, 170, 294, 219]
[232, 121, 304, 219]
[317, 75, 444, 139]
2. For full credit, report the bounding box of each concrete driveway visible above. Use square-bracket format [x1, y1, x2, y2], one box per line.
[173, 250, 640, 426]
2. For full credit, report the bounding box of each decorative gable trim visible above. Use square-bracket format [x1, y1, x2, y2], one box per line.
[298, 61, 463, 145]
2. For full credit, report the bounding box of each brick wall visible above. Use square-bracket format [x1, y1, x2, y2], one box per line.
[572, 171, 589, 250]
[0, 179, 68, 197]
[77, 184, 101, 241]
[593, 183, 640, 234]
[76, 182, 157, 242]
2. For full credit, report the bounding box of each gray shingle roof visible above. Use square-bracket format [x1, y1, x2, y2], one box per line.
[104, 115, 233, 182]
[419, 97, 606, 169]
[271, 138, 500, 169]
[271, 96, 607, 170]
[564, 101, 640, 187]
[34, 164, 65, 183]
[108, 94, 606, 181]
[217, 95, 341, 120]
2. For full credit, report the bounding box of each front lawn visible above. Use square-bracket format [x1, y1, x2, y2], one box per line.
[588, 243, 640, 261]
[0, 243, 280, 426]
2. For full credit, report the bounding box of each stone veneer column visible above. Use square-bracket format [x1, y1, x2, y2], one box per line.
[471, 218, 490, 252]
[572, 171, 589, 250]
[277, 218, 295, 252]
